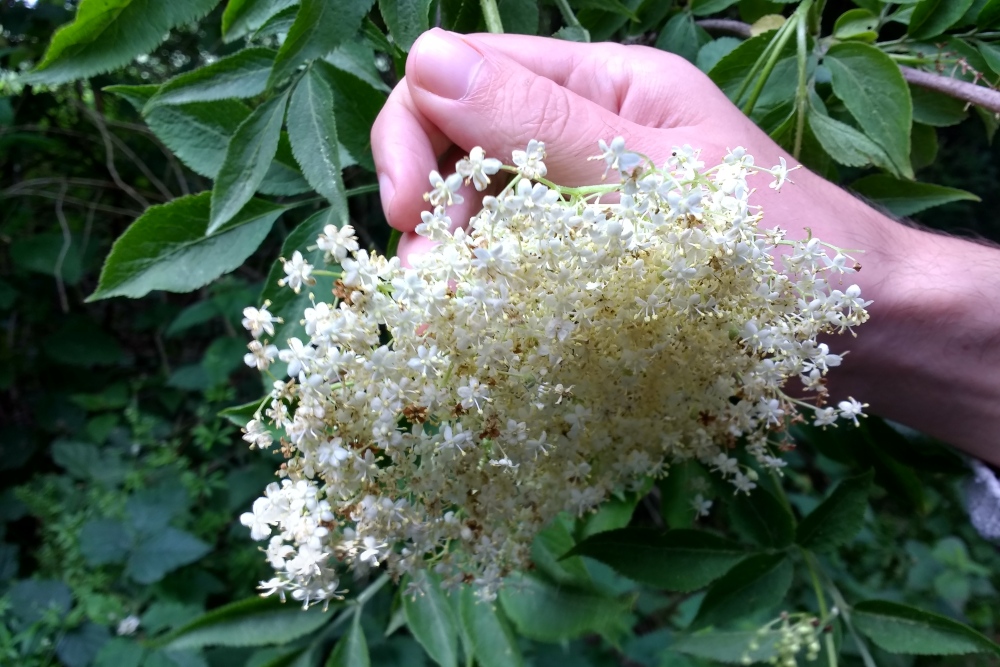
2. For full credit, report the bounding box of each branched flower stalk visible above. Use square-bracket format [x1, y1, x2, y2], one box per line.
[237, 139, 870, 608]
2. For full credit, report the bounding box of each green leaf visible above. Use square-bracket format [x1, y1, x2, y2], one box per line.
[909, 85, 969, 126]
[89, 193, 284, 300]
[270, 0, 376, 87]
[673, 629, 781, 664]
[458, 588, 524, 667]
[379, 0, 433, 50]
[252, 6, 300, 40]
[326, 613, 370, 667]
[78, 519, 130, 566]
[691, 554, 793, 629]
[825, 42, 913, 178]
[531, 515, 592, 586]
[910, 121, 938, 171]
[222, 0, 299, 42]
[695, 37, 742, 73]
[26, 0, 220, 84]
[316, 61, 388, 171]
[126, 527, 210, 584]
[567, 528, 746, 592]
[853, 600, 1000, 656]
[499, 574, 632, 643]
[56, 623, 111, 667]
[288, 67, 348, 216]
[324, 40, 392, 93]
[162, 597, 335, 650]
[655, 11, 711, 63]
[978, 0, 1000, 28]
[908, 0, 976, 39]
[691, 0, 740, 16]
[795, 470, 873, 552]
[727, 485, 794, 548]
[402, 571, 458, 667]
[833, 8, 879, 41]
[210, 90, 290, 234]
[849, 174, 981, 216]
[554, 25, 591, 42]
[708, 30, 793, 102]
[106, 88, 311, 194]
[807, 109, 894, 170]
[94, 638, 146, 667]
[498, 0, 540, 35]
[145, 49, 277, 109]
[978, 40, 1000, 74]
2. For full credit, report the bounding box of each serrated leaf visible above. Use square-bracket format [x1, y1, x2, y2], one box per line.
[498, 574, 632, 643]
[673, 629, 781, 664]
[853, 600, 1000, 656]
[807, 110, 894, 170]
[567, 528, 746, 592]
[7, 580, 72, 625]
[56, 623, 110, 667]
[126, 527, 210, 584]
[655, 11, 711, 63]
[324, 40, 391, 93]
[78, 519, 130, 566]
[270, 0, 376, 87]
[910, 121, 938, 171]
[727, 485, 794, 548]
[833, 8, 879, 41]
[402, 571, 458, 667]
[849, 174, 981, 216]
[708, 30, 793, 102]
[210, 90, 289, 234]
[379, 0, 433, 50]
[458, 587, 523, 667]
[26, 0, 220, 84]
[692, 554, 793, 629]
[315, 60, 387, 171]
[252, 6, 300, 40]
[106, 88, 311, 194]
[222, 0, 299, 42]
[497, 0, 540, 35]
[978, 41, 1000, 75]
[145, 48, 277, 110]
[161, 597, 335, 650]
[326, 613, 370, 667]
[825, 42, 913, 178]
[532, 515, 592, 586]
[908, 0, 976, 39]
[795, 470, 873, 552]
[94, 638, 146, 667]
[288, 67, 348, 217]
[89, 193, 285, 300]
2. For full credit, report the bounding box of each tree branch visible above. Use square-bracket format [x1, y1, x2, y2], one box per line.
[695, 19, 1000, 115]
[899, 65, 1000, 115]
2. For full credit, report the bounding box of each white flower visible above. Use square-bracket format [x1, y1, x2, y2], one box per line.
[425, 170, 464, 207]
[116, 615, 140, 637]
[244, 340, 278, 371]
[278, 251, 314, 293]
[456, 146, 503, 191]
[767, 157, 796, 191]
[316, 224, 360, 263]
[512, 139, 547, 179]
[691, 493, 713, 517]
[593, 136, 642, 178]
[242, 304, 278, 338]
[837, 397, 868, 426]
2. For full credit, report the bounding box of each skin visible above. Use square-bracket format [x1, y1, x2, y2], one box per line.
[371, 29, 1000, 465]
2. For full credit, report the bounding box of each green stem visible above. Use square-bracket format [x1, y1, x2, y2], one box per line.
[353, 572, 391, 607]
[742, 13, 801, 116]
[553, 0, 584, 29]
[733, 20, 789, 106]
[480, 0, 505, 34]
[802, 550, 837, 667]
[793, 9, 809, 160]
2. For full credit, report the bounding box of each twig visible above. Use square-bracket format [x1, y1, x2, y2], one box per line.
[2, 189, 140, 217]
[900, 65, 1000, 114]
[696, 19, 752, 38]
[108, 132, 174, 200]
[75, 100, 151, 209]
[53, 182, 71, 314]
[695, 19, 1000, 115]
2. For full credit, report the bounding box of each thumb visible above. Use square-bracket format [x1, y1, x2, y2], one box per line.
[406, 29, 647, 185]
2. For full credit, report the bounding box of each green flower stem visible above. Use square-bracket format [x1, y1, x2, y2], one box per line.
[480, 0, 505, 34]
[311, 270, 343, 278]
[553, 0, 584, 30]
[802, 550, 837, 667]
[742, 4, 808, 117]
[352, 572, 391, 608]
[793, 9, 810, 160]
[733, 19, 791, 106]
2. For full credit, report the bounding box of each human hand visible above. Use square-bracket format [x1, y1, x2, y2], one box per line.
[370, 29, 1000, 463]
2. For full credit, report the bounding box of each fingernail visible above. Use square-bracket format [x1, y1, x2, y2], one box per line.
[412, 30, 484, 100]
[378, 172, 395, 217]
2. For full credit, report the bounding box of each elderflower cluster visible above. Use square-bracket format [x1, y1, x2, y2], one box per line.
[238, 139, 870, 606]
[743, 611, 833, 666]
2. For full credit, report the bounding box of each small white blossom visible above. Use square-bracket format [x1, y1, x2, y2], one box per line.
[512, 139, 547, 179]
[242, 304, 278, 338]
[316, 224, 360, 263]
[456, 146, 503, 191]
[278, 251, 314, 293]
[424, 170, 464, 207]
